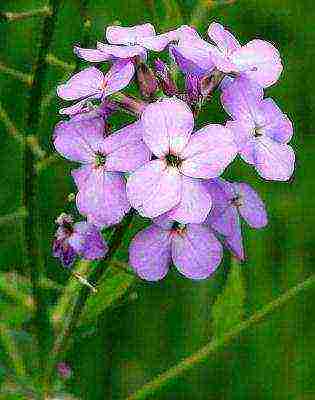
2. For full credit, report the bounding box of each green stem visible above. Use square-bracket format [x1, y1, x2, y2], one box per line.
[0, 62, 33, 85]
[25, 0, 61, 388]
[126, 273, 315, 400]
[0, 6, 52, 22]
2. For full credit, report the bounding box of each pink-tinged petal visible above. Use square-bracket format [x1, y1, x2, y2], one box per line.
[254, 136, 295, 181]
[204, 178, 230, 223]
[207, 45, 236, 73]
[126, 160, 182, 218]
[106, 23, 155, 45]
[258, 98, 293, 143]
[152, 214, 174, 230]
[223, 221, 245, 262]
[106, 141, 151, 172]
[77, 169, 130, 227]
[234, 182, 268, 228]
[102, 59, 135, 97]
[221, 76, 264, 123]
[239, 137, 257, 165]
[74, 46, 112, 62]
[137, 29, 179, 51]
[172, 224, 222, 280]
[169, 44, 213, 77]
[96, 42, 146, 59]
[71, 164, 93, 189]
[129, 225, 171, 281]
[53, 117, 105, 163]
[101, 121, 144, 154]
[141, 97, 194, 157]
[207, 22, 241, 53]
[225, 120, 252, 151]
[57, 67, 104, 100]
[180, 124, 237, 179]
[167, 175, 212, 224]
[231, 39, 283, 88]
[69, 222, 108, 259]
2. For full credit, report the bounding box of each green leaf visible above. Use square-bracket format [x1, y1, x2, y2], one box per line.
[80, 262, 136, 325]
[212, 259, 246, 338]
[161, 0, 182, 28]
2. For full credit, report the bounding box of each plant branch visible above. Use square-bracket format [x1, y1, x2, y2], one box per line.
[126, 273, 315, 400]
[0, 6, 52, 23]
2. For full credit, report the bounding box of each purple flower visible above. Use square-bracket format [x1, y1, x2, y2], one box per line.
[126, 97, 237, 223]
[154, 59, 178, 96]
[129, 216, 222, 281]
[53, 213, 108, 268]
[205, 178, 268, 261]
[53, 116, 151, 227]
[57, 61, 134, 115]
[207, 22, 283, 88]
[222, 76, 295, 181]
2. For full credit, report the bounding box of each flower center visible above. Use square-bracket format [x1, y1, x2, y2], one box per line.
[171, 221, 187, 235]
[253, 126, 263, 138]
[95, 152, 106, 167]
[165, 153, 182, 168]
[231, 194, 243, 207]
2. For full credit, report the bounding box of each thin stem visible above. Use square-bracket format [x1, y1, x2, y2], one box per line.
[0, 6, 52, 22]
[0, 206, 28, 226]
[0, 62, 33, 85]
[46, 53, 75, 71]
[25, 0, 61, 388]
[126, 273, 315, 400]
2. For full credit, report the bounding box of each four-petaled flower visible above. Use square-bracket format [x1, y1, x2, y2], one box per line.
[126, 97, 237, 223]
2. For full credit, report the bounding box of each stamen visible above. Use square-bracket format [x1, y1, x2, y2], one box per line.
[95, 152, 106, 167]
[165, 153, 182, 168]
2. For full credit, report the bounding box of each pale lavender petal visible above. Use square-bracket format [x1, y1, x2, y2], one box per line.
[106, 23, 155, 45]
[137, 29, 180, 51]
[254, 136, 295, 181]
[207, 22, 241, 53]
[221, 76, 264, 123]
[126, 160, 182, 218]
[234, 182, 268, 228]
[204, 178, 230, 223]
[172, 224, 222, 280]
[101, 121, 144, 154]
[152, 214, 174, 230]
[141, 97, 194, 157]
[225, 120, 252, 152]
[180, 124, 237, 179]
[129, 225, 171, 281]
[77, 169, 130, 227]
[223, 221, 245, 262]
[231, 39, 283, 88]
[71, 164, 93, 189]
[102, 59, 135, 97]
[167, 175, 212, 224]
[106, 141, 151, 172]
[69, 222, 108, 259]
[258, 98, 293, 143]
[53, 117, 106, 162]
[210, 203, 239, 237]
[96, 42, 146, 59]
[57, 67, 104, 100]
[74, 46, 112, 62]
[207, 45, 236, 73]
[169, 44, 211, 77]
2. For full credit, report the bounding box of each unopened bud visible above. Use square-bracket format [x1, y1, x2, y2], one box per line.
[185, 73, 201, 107]
[136, 61, 159, 99]
[154, 59, 178, 96]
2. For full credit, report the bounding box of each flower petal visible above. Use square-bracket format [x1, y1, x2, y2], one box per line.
[137, 29, 179, 51]
[258, 98, 293, 143]
[103, 59, 135, 97]
[74, 46, 112, 62]
[221, 76, 264, 123]
[53, 117, 105, 163]
[141, 97, 194, 157]
[126, 160, 182, 218]
[254, 136, 295, 181]
[234, 182, 268, 228]
[167, 175, 212, 224]
[172, 224, 222, 280]
[59, 96, 99, 116]
[106, 23, 155, 45]
[57, 67, 103, 100]
[207, 22, 241, 53]
[169, 44, 212, 77]
[223, 221, 245, 262]
[231, 39, 283, 88]
[129, 225, 171, 281]
[106, 142, 151, 173]
[96, 42, 146, 59]
[77, 169, 130, 227]
[210, 202, 239, 237]
[69, 222, 108, 259]
[72, 164, 93, 189]
[180, 124, 237, 179]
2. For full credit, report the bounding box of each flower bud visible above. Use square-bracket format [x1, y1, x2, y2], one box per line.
[185, 73, 201, 107]
[154, 59, 178, 96]
[136, 61, 159, 99]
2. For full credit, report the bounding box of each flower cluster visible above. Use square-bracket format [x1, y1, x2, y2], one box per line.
[53, 21, 294, 280]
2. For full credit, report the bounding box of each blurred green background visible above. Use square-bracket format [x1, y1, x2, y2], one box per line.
[0, 0, 314, 399]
